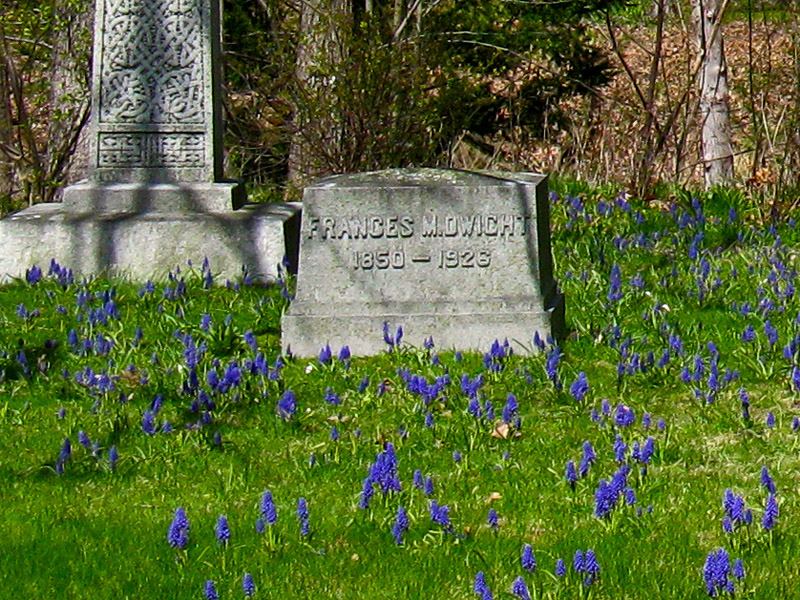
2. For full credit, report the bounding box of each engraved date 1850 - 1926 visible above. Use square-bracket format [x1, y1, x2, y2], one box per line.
[352, 248, 491, 270]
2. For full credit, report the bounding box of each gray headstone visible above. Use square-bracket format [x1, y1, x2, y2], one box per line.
[0, 0, 299, 282]
[281, 168, 564, 356]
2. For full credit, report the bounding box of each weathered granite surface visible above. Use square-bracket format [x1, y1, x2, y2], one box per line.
[0, 201, 300, 282]
[89, 0, 224, 184]
[282, 168, 564, 356]
[0, 0, 298, 282]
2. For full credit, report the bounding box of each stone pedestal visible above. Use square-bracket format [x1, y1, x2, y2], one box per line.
[0, 200, 299, 282]
[282, 168, 564, 356]
[0, 0, 299, 282]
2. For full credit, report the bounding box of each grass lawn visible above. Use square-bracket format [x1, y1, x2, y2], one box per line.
[1, 185, 799, 599]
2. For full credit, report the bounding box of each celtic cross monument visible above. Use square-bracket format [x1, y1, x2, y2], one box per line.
[0, 0, 299, 281]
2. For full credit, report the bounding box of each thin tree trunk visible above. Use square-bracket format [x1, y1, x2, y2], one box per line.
[0, 36, 13, 206]
[636, 0, 666, 195]
[693, 0, 734, 187]
[287, 0, 351, 194]
[48, 0, 94, 201]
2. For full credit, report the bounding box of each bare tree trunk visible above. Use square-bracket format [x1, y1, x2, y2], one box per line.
[636, 0, 666, 195]
[0, 37, 13, 207]
[692, 0, 734, 187]
[287, 0, 351, 194]
[48, 0, 94, 201]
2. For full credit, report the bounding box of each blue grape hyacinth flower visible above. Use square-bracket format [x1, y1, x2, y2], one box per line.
[77, 430, 91, 449]
[565, 461, 578, 489]
[511, 576, 531, 600]
[360, 478, 374, 509]
[58, 437, 72, 463]
[761, 466, 777, 495]
[167, 507, 190, 548]
[732, 558, 745, 580]
[56, 437, 71, 475]
[108, 445, 118, 471]
[141, 410, 156, 435]
[570, 372, 589, 403]
[502, 393, 518, 423]
[297, 497, 310, 536]
[204, 580, 219, 600]
[762, 494, 779, 531]
[318, 343, 332, 364]
[573, 549, 585, 573]
[338, 345, 351, 362]
[474, 571, 492, 600]
[392, 506, 409, 545]
[521, 544, 536, 572]
[215, 515, 230, 546]
[277, 390, 297, 420]
[584, 549, 600, 579]
[555, 558, 566, 577]
[430, 500, 452, 530]
[703, 548, 733, 597]
[613, 435, 627, 463]
[487, 509, 499, 530]
[243, 573, 255, 597]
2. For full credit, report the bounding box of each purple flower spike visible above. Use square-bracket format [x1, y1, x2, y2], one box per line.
[565, 461, 578, 489]
[511, 576, 531, 600]
[570, 372, 589, 403]
[429, 500, 451, 530]
[318, 343, 332, 364]
[573, 549, 585, 573]
[704, 548, 732, 597]
[761, 466, 776, 495]
[167, 507, 190, 548]
[555, 558, 566, 577]
[732, 559, 745, 580]
[392, 506, 409, 545]
[58, 437, 72, 462]
[108, 445, 119, 471]
[215, 515, 230, 545]
[141, 410, 156, 435]
[521, 544, 536, 572]
[243, 573, 255, 597]
[763, 494, 779, 531]
[204, 580, 219, 600]
[277, 390, 297, 420]
[487, 508, 499, 530]
[474, 571, 492, 600]
[297, 497, 310, 536]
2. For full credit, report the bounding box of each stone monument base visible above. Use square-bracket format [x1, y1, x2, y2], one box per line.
[0, 182, 300, 282]
[282, 298, 565, 357]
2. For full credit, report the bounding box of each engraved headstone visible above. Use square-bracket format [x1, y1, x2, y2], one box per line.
[282, 168, 564, 356]
[0, 0, 299, 281]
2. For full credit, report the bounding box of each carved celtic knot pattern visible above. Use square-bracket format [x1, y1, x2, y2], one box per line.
[100, 0, 205, 124]
[98, 133, 205, 167]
